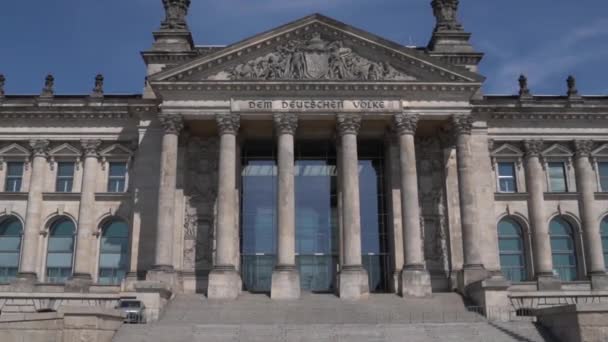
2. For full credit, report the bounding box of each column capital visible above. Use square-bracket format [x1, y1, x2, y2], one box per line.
[336, 114, 362, 136]
[523, 140, 544, 158]
[29, 140, 50, 157]
[159, 115, 184, 135]
[216, 113, 240, 135]
[273, 113, 298, 135]
[451, 115, 474, 135]
[393, 113, 419, 135]
[574, 140, 594, 159]
[81, 140, 102, 158]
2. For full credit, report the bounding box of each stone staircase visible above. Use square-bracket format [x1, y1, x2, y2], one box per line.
[113, 293, 557, 342]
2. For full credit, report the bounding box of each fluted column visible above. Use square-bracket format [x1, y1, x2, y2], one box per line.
[394, 114, 431, 297]
[574, 140, 608, 289]
[452, 115, 487, 287]
[67, 140, 101, 291]
[336, 114, 369, 300]
[524, 140, 560, 290]
[16, 140, 49, 284]
[208, 113, 242, 299]
[147, 115, 183, 287]
[271, 113, 300, 299]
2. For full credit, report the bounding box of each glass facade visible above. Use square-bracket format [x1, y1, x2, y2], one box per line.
[240, 141, 388, 293]
[5, 162, 24, 192]
[56, 162, 75, 192]
[497, 218, 526, 282]
[46, 218, 75, 283]
[98, 219, 130, 285]
[0, 216, 22, 283]
[550, 217, 578, 281]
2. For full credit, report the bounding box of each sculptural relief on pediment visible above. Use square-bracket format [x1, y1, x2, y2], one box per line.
[208, 33, 416, 81]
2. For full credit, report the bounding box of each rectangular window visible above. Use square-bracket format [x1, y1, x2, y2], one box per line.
[55, 162, 75, 193]
[548, 162, 568, 192]
[497, 162, 517, 193]
[4, 162, 24, 192]
[598, 162, 608, 192]
[107, 162, 128, 193]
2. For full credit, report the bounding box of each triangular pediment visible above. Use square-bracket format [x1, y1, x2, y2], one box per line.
[49, 143, 80, 157]
[491, 144, 523, 157]
[0, 143, 29, 157]
[592, 144, 608, 157]
[542, 144, 573, 157]
[100, 144, 132, 157]
[151, 14, 484, 84]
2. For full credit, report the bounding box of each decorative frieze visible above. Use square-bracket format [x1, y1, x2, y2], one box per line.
[215, 113, 240, 135]
[273, 113, 298, 135]
[159, 115, 184, 135]
[336, 113, 362, 136]
[392, 113, 419, 135]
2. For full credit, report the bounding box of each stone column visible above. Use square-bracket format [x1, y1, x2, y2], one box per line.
[393, 114, 432, 297]
[452, 115, 487, 288]
[147, 115, 183, 288]
[336, 114, 369, 300]
[574, 140, 608, 289]
[271, 113, 300, 299]
[208, 113, 242, 299]
[15, 140, 49, 286]
[67, 140, 101, 291]
[524, 140, 560, 290]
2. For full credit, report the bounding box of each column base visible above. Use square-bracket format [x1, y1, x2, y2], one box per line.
[146, 265, 180, 290]
[10, 272, 38, 292]
[271, 265, 301, 300]
[207, 266, 242, 300]
[65, 273, 93, 293]
[536, 273, 561, 291]
[400, 267, 432, 298]
[338, 265, 369, 300]
[457, 264, 488, 293]
[590, 272, 608, 290]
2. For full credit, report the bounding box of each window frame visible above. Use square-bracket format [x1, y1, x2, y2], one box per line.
[490, 143, 525, 194]
[106, 161, 129, 193]
[601, 217, 608, 270]
[0, 216, 23, 283]
[496, 161, 518, 193]
[96, 218, 131, 285]
[54, 161, 76, 193]
[44, 217, 76, 284]
[545, 160, 570, 193]
[4, 161, 25, 193]
[549, 217, 582, 282]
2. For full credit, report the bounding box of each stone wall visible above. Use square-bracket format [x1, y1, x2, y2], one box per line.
[534, 304, 608, 342]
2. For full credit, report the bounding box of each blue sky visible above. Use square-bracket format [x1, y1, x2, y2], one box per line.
[1, 0, 607, 95]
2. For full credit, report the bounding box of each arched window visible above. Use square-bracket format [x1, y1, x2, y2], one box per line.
[0, 217, 23, 283]
[601, 217, 608, 269]
[98, 219, 129, 285]
[550, 217, 578, 281]
[46, 218, 75, 283]
[498, 218, 527, 282]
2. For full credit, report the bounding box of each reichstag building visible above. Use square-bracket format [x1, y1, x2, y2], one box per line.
[0, 0, 607, 317]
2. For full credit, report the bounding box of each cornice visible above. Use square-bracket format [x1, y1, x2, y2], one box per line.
[0, 101, 159, 120]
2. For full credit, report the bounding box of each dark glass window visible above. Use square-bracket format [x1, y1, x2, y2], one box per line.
[550, 217, 577, 281]
[108, 162, 128, 193]
[598, 162, 608, 192]
[0, 217, 22, 283]
[601, 217, 608, 269]
[497, 162, 517, 193]
[46, 218, 75, 283]
[56, 162, 75, 192]
[547, 162, 567, 192]
[98, 219, 129, 285]
[5, 162, 24, 192]
[497, 218, 526, 282]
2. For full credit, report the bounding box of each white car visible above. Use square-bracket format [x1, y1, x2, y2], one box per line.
[116, 299, 145, 324]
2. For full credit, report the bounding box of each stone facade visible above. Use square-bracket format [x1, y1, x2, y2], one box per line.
[0, 0, 607, 321]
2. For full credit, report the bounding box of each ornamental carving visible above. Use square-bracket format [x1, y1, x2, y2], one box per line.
[431, 0, 462, 31]
[209, 33, 415, 81]
[216, 114, 240, 135]
[273, 113, 298, 135]
[41, 74, 54, 97]
[523, 140, 544, 158]
[161, 0, 190, 30]
[574, 140, 594, 159]
[29, 140, 50, 157]
[393, 113, 419, 135]
[336, 114, 362, 136]
[451, 115, 474, 135]
[159, 115, 184, 135]
[81, 140, 102, 158]
[91, 74, 104, 97]
[0, 74, 5, 98]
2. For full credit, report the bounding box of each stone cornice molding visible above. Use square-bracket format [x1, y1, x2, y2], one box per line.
[336, 114, 362, 136]
[159, 115, 184, 135]
[523, 140, 544, 159]
[392, 113, 419, 135]
[81, 140, 102, 158]
[273, 113, 298, 136]
[29, 140, 50, 158]
[451, 115, 474, 135]
[216, 113, 240, 135]
[574, 140, 594, 159]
